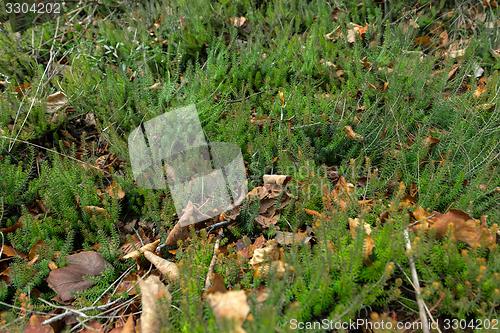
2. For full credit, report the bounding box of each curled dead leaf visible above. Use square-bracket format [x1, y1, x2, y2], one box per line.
[348, 218, 374, 266]
[122, 240, 160, 260]
[143, 251, 179, 281]
[207, 291, 249, 333]
[344, 126, 364, 142]
[139, 275, 171, 333]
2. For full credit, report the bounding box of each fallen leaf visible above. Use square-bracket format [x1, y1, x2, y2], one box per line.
[24, 314, 54, 333]
[414, 35, 431, 47]
[344, 126, 364, 142]
[143, 251, 179, 281]
[249, 239, 280, 270]
[1, 245, 27, 258]
[79, 321, 104, 333]
[348, 218, 374, 266]
[145, 82, 163, 90]
[229, 16, 247, 28]
[47, 251, 111, 301]
[45, 91, 67, 114]
[411, 207, 495, 246]
[347, 23, 368, 43]
[254, 215, 279, 228]
[84, 206, 110, 219]
[122, 240, 161, 260]
[207, 290, 249, 333]
[275, 231, 311, 245]
[139, 275, 171, 333]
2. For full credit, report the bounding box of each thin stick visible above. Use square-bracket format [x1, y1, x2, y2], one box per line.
[225, 91, 265, 104]
[40, 297, 124, 325]
[403, 229, 430, 333]
[204, 229, 223, 290]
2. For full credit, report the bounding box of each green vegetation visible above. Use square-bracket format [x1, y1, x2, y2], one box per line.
[1, 0, 500, 331]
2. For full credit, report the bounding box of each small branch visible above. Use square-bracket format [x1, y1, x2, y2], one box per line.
[225, 91, 265, 104]
[403, 229, 430, 333]
[407, 213, 436, 229]
[40, 297, 124, 326]
[204, 229, 223, 290]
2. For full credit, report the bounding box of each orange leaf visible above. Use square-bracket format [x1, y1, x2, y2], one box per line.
[414, 35, 431, 47]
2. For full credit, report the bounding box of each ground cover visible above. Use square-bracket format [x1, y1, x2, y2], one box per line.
[0, 0, 500, 332]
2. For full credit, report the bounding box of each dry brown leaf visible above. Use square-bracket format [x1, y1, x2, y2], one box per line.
[122, 240, 160, 260]
[348, 218, 374, 266]
[164, 221, 191, 247]
[84, 206, 110, 218]
[249, 239, 280, 270]
[139, 275, 171, 333]
[324, 26, 343, 42]
[106, 181, 125, 199]
[263, 174, 291, 186]
[28, 240, 45, 260]
[344, 126, 364, 142]
[47, 252, 110, 301]
[79, 321, 104, 333]
[143, 251, 179, 281]
[145, 82, 163, 90]
[414, 35, 431, 48]
[45, 91, 67, 114]
[229, 16, 246, 28]
[179, 200, 212, 227]
[254, 260, 293, 279]
[275, 231, 311, 245]
[411, 207, 495, 246]
[24, 314, 54, 333]
[254, 215, 279, 228]
[207, 291, 249, 333]
[347, 23, 368, 43]
[1, 245, 27, 258]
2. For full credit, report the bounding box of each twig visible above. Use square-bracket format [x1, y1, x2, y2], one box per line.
[403, 229, 430, 333]
[225, 91, 265, 104]
[40, 297, 124, 326]
[406, 213, 436, 228]
[204, 229, 223, 290]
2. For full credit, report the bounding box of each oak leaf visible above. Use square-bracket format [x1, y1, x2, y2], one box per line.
[47, 251, 110, 301]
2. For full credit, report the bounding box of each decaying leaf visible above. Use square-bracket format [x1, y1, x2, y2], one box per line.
[84, 206, 111, 219]
[144, 251, 179, 281]
[207, 290, 250, 333]
[47, 251, 110, 301]
[348, 218, 375, 266]
[275, 230, 312, 245]
[24, 314, 54, 333]
[411, 207, 496, 247]
[249, 239, 293, 279]
[122, 240, 160, 260]
[139, 275, 171, 333]
[344, 126, 364, 142]
[145, 82, 163, 90]
[247, 175, 293, 229]
[45, 91, 67, 114]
